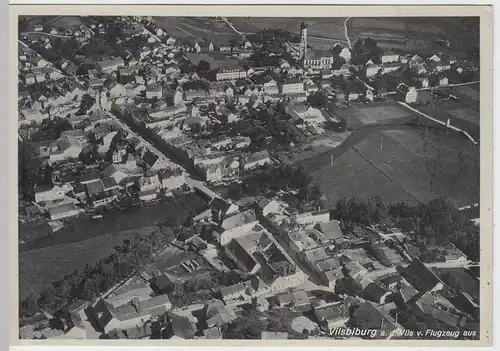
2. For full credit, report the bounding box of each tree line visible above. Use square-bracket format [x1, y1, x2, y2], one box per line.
[333, 196, 479, 262]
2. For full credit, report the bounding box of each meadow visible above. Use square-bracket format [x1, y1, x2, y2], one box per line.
[310, 129, 479, 209]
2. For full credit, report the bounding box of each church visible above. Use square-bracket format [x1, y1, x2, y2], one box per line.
[298, 22, 335, 70]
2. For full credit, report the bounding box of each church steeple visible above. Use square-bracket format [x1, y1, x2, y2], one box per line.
[299, 21, 308, 64]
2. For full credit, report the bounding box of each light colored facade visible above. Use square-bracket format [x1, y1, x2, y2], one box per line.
[216, 68, 247, 81]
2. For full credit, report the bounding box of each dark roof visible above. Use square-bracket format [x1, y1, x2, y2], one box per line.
[152, 274, 174, 292]
[100, 176, 117, 190]
[125, 323, 153, 339]
[142, 150, 159, 168]
[86, 180, 104, 196]
[209, 197, 233, 213]
[380, 274, 404, 287]
[353, 301, 397, 331]
[404, 260, 444, 292]
[362, 283, 389, 303]
[227, 238, 257, 272]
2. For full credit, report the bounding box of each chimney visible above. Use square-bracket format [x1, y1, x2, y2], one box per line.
[131, 297, 141, 313]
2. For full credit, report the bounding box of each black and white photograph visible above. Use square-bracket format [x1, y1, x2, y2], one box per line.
[13, 6, 492, 345]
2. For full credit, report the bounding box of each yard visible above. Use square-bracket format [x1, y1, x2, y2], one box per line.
[310, 129, 479, 209]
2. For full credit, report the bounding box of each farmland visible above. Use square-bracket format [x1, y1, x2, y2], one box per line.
[309, 129, 479, 209]
[152, 17, 238, 45]
[415, 83, 480, 140]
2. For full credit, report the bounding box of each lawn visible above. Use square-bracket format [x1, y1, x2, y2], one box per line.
[18, 227, 155, 301]
[310, 129, 479, 209]
[185, 52, 240, 70]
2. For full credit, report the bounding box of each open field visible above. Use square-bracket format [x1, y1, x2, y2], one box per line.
[243, 17, 347, 41]
[152, 17, 237, 45]
[310, 129, 479, 208]
[19, 227, 156, 301]
[332, 102, 415, 129]
[185, 52, 240, 69]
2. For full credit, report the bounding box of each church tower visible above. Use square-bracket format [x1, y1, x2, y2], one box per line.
[299, 22, 308, 63]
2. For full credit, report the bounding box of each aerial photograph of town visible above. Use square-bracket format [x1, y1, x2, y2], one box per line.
[17, 15, 481, 341]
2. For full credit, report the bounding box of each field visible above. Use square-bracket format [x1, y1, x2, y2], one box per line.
[152, 17, 237, 45]
[244, 17, 347, 41]
[185, 52, 240, 69]
[310, 129, 479, 208]
[416, 83, 480, 140]
[20, 16, 84, 32]
[19, 227, 155, 301]
[332, 102, 415, 129]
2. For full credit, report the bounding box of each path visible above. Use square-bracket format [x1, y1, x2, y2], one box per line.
[343, 17, 352, 49]
[398, 102, 478, 144]
[386, 81, 480, 95]
[220, 17, 253, 36]
[21, 31, 73, 39]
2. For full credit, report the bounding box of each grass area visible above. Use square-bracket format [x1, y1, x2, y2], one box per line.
[415, 84, 480, 140]
[19, 227, 155, 301]
[152, 17, 237, 45]
[245, 17, 347, 41]
[185, 52, 240, 70]
[332, 102, 416, 129]
[311, 130, 479, 208]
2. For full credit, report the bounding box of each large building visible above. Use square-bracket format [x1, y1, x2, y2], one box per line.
[216, 67, 247, 81]
[303, 49, 335, 70]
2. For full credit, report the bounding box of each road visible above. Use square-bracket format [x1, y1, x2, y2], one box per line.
[343, 17, 352, 49]
[221, 17, 253, 36]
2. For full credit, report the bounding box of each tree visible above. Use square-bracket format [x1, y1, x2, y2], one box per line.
[39, 286, 58, 312]
[179, 60, 194, 74]
[307, 91, 328, 109]
[198, 60, 211, 73]
[21, 293, 40, 316]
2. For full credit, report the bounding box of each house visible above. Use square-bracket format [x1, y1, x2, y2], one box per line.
[314, 303, 350, 330]
[439, 76, 449, 86]
[366, 63, 381, 77]
[351, 301, 400, 334]
[90, 294, 172, 333]
[395, 83, 418, 104]
[400, 55, 409, 64]
[146, 84, 162, 99]
[158, 168, 185, 191]
[281, 78, 304, 94]
[362, 283, 391, 304]
[141, 151, 169, 171]
[137, 174, 161, 192]
[98, 56, 125, 72]
[209, 197, 240, 222]
[242, 150, 271, 170]
[428, 54, 441, 63]
[381, 62, 401, 74]
[380, 274, 406, 292]
[340, 47, 352, 62]
[258, 198, 280, 217]
[409, 54, 424, 67]
[220, 282, 248, 303]
[138, 189, 157, 202]
[34, 184, 69, 203]
[314, 220, 344, 242]
[334, 64, 351, 76]
[381, 52, 400, 64]
[396, 285, 419, 304]
[124, 322, 153, 339]
[205, 300, 237, 328]
[320, 269, 344, 289]
[151, 274, 175, 294]
[401, 260, 444, 293]
[216, 209, 259, 245]
[293, 209, 330, 225]
[286, 103, 326, 125]
[170, 313, 198, 339]
[48, 203, 79, 221]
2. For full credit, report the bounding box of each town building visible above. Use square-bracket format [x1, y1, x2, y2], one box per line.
[216, 67, 247, 81]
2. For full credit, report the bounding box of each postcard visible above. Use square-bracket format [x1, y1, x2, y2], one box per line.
[10, 4, 493, 347]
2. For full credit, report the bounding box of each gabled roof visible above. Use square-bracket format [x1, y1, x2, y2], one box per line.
[221, 209, 257, 231]
[142, 150, 159, 167]
[353, 301, 398, 330]
[48, 203, 78, 216]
